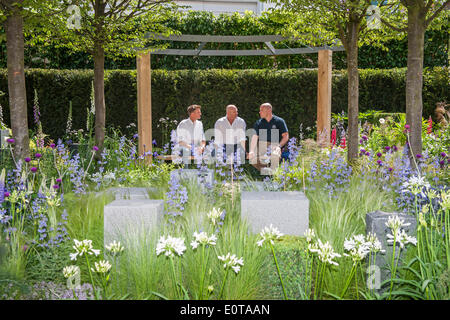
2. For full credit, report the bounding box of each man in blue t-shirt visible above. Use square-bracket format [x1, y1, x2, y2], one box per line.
[249, 102, 289, 173]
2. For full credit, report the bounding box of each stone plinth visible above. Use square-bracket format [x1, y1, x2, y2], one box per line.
[104, 199, 164, 245]
[366, 211, 417, 293]
[241, 191, 309, 236]
[170, 168, 214, 186]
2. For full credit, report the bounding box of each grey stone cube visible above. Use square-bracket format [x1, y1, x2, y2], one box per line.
[241, 191, 309, 236]
[107, 187, 155, 200]
[366, 210, 417, 293]
[170, 168, 214, 186]
[104, 199, 164, 246]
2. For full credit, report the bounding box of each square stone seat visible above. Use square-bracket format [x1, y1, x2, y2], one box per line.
[170, 168, 214, 186]
[104, 199, 164, 245]
[241, 191, 309, 236]
[107, 187, 154, 200]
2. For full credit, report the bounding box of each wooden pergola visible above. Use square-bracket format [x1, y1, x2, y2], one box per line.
[136, 34, 345, 160]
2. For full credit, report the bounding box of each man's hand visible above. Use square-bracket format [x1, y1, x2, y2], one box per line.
[271, 146, 281, 157]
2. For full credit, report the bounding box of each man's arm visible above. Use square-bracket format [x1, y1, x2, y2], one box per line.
[249, 134, 258, 160]
[279, 132, 289, 148]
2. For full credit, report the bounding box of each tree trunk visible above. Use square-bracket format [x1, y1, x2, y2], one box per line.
[93, 42, 105, 151]
[5, 3, 30, 160]
[346, 19, 360, 164]
[405, 4, 425, 169]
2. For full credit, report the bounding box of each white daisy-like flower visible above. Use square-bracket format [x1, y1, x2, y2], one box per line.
[70, 239, 101, 261]
[256, 224, 283, 247]
[217, 253, 244, 274]
[385, 215, 411, 231]
[207, 207, 223, 226]
[62, 265, 80, 279]
[156, 235, 186, 258]
[190, 231, 217, 249]
[91, 260, 112, 273]
[105, 240, 124, 256]
[387, 229, 417, 249]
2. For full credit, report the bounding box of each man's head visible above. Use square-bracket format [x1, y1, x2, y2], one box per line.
[226, 104, 238, 123]
[259, 103, 273, 120]
[188, 104, 202, 121]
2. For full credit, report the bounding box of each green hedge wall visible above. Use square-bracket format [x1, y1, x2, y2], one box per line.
[0, 67, 448, 144]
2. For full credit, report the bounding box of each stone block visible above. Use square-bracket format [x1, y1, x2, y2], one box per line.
[104, 199, 164, 245]
[107, 187, 155, 200]
[366, 211, 417, 293]
[170, 168, 214, 186]
[241, 191, 309, 236]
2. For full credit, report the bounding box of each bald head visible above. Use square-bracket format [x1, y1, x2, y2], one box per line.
[226, 104, 238, 123]
[259, 102, 273, 120]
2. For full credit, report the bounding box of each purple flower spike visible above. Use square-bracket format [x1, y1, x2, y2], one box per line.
[441, 152, 447, 158]
[376, 152, 382, 157]
[93, 146, 99, 151]
[362, 135, 368, 141]
[439, 160, 445, 166]
[25, 157, 31, 163]
[4, 192, 10, 198]
[384, 146, 391, 151]
[30, 167, 38, 173]
[52, 185, 59, 189]
[6, 138, 15, 144]
[35, 153, 42, 159]
[50, 143, 56, 149]
[56, 178, 62, 183]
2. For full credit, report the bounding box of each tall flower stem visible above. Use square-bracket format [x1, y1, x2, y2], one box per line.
[388, 232, 399, 300]
[218, 268, 229, 299]
[270, 243, 287, 300]
[170, 257, 180, 299]
[340, 263, 357, 298]
[84, 255, 98, 299]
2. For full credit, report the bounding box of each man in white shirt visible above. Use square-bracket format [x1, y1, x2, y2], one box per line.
[176, 104, 206, 161]
[214, 104, 246, 162]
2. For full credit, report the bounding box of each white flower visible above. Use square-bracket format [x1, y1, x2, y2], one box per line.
[257, 224, 283, 247]
[207, 207, 223, 226]
[441, 190, 450, 211]
[385, 215, 411, 231]
[63, 265, 80, 279]
[401, 175, 430, 196]
[315, 239, 341, 266]
[91, 260, 112, 273]
[387, 229, 417, 249]
[304, 228, 316, 243]
[105, 240, 124, 256]
[365, 232, 385, 253]
[190, 231, 217, 249]
[156, 235, 186, 258]
[70, 239, 101, 261]
[217, 253, 244, 274]
[343, 234, 370, 263]
[379, 118, 385, 124]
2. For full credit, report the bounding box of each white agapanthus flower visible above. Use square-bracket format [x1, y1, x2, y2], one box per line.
[387, 229, 417, 249]
[156, 235, 186, 258]
[70, 239, 100, 261]
[441, 190, 450, 211]
[63, 265, 80, 278]
[379, 118, 385, 124]
[207, 207, 223, 226]
[256, 224, 283, 247]
[191, 231, 217, 249]
[105, 240, 124, 256]
[217, 253, 244, 274]
[309, 239, 341, 266]
[91, 260, 112, 274]
[365, 232, 385, 254]
[401, 175, 430, 196]
[343, 234, 370, 263]
[385, 215, 411, 231]
[304, 228, 316, 243]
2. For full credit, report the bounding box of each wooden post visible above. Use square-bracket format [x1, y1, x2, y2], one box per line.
[137, 51, 152, 163]
[317, 50, 332, 147]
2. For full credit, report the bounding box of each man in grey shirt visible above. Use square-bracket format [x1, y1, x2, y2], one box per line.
[214, 104, 246, 162]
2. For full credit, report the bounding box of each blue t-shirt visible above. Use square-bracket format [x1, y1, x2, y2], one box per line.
[253, 115, 288, 143]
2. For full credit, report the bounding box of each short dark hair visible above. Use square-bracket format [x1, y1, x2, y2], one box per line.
[187, 104, 201, 115]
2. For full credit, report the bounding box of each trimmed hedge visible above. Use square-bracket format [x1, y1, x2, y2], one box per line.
[0, 67, 448, 144]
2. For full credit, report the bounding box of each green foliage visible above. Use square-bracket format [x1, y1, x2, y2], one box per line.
[0, 67, 448, 145]
[0, 10, 447, 70]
